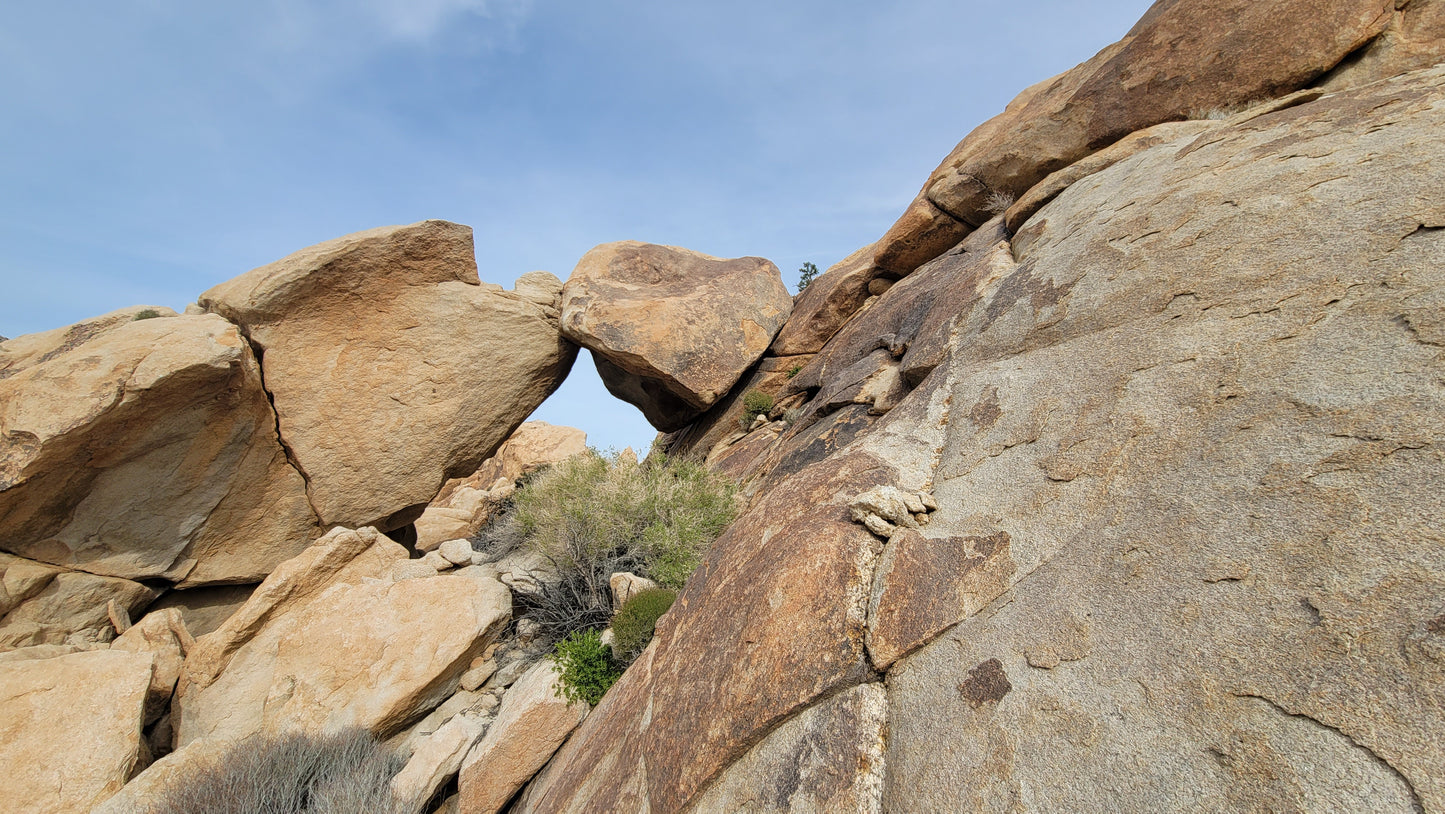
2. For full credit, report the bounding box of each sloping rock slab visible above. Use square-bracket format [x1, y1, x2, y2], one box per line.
[199, 220, 576, 530]
[560, 241, 792, 431]
[0, 308, 318, 584]
[0, 649, 153, 813]
[879, 65, 1445, 811]
[875, 0, 1398, 273]
[174, 526, 511, 746]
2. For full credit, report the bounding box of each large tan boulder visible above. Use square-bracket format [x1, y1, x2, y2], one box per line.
[560, 241, 792, 431]
[515, 65, 1445, 813]
[198, 220, 577, 530]
[874, 0, 1401, 275]
[174, 525, 512, 747]
[0, 307, 319, 585]
[0, 648, 153, 813]
[458, 659, 589, 813]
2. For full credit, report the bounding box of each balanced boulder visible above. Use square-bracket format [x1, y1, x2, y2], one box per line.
[560, 241, 791, 431]
[0, 307, 319, 586]
[199, 220, 576, 530]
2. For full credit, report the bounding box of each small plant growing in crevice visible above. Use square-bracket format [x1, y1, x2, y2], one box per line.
[611, 587, 677, 664]
[983, 190, 1016, 216]
[738, 390, 775, 430]
[132, 309, 162, 321]
[786, 364, 803, 379]
[797, 261, 820, 291]
[551, 629, 623, 706]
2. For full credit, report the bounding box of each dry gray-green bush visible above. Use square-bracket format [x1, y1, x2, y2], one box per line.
[509, 449, 735, 641]
[146, 729, 407, 814]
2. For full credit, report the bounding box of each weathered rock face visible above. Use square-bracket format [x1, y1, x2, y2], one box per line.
[457, 660, 589, 813]
[560, 241, 792, 431]
[522, 62, 1445, 814]
[0, 551, 157, 650]
[199, 221, 577, 530]
[0, 307, 319, 585]
[174, 526, 512, 747]
[874, 0, 1402, 276]
[0, 648, 153, 813]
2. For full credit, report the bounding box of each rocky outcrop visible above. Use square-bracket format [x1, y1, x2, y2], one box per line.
[174, 525, 512, 747]
[522, 59, 1445, 814]
[0, 306, 319, 586]
[0, 648, 153, 813]
[873, 0, 1406, 277]
[199, 221, 577, 530]
[560, 241, 792, 431]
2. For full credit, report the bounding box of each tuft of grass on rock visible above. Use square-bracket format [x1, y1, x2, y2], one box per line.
[145, 729, 407, 814]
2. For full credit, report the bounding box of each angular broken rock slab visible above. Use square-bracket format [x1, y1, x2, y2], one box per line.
[560, 241, 792, 431]
[174, 526, 511, 747]
[199, 220, 577, 530]
[0, 551, 157, 651]
[458, 659, 589, 813]
[0, 307, 318, 585]
[0, 648, 153, 814]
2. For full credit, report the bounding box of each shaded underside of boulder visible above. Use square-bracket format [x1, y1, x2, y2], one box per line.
[199, 220, 577, 531]
[560, 241, 792, 432]
[0, 307, 319, 586]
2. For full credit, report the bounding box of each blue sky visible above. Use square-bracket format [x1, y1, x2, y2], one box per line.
[1, 0, 1154, 452]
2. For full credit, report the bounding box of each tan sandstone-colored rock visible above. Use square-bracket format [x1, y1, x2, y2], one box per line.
[1321, 0, 1445, 90]
[459, 659, 590, 814]
[517, 60, 1445, 814]
[111, 607, 193, 724]
[871, 63, 1445, 814]
[0, 649, 153, 813]
[608, 571, 659, 612]
[198, 220, 577, 530]
[392, 713, 487, 814]
[560, 241, 792, 431]
[874, 0, 1399, 275]
[0, 307, 319, 585]
[0, 551, 157, 650]
[175, 529, 510, 747]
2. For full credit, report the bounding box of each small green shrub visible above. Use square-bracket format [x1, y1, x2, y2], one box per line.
[739, 390, 775, 430]
[146, 729, 406, 814]
[797, 261, 820, 291]
[786, 364, 803, 379]
[611, 587, 677, 664]
[552, 629, 623, 706]
[511, 450, 735, 640]
[132, 309, 162, 321]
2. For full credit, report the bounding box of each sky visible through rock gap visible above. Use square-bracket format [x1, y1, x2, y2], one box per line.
[0, 0, 1154, 451]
